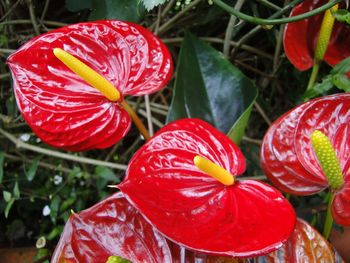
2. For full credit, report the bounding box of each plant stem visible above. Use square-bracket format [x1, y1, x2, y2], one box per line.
[158, 0, 202, 34]
[0, 128, 127, 170]
[27, 0, 40, 35]
[213, 0, 341, 25]
[144, 95, 154, 136]
[323, 192, 334, 239]
[306, 62, 320, 91]
[232, 0, 302, 54]
[121, 100, 151, 141]
[223, 0, 246, 57]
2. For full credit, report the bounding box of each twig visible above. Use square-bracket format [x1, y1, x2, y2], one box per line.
[235, 60, 274, 78]
[0, 19, 68, 27]
[27, 0, 40, 35]
[4, 153, 73, 174]
[40, 0, 50, 22]
[223, 0, 245, 57]
[0, 0, 21, 22]
[154, 5, 162, 35]
[158, 0, 202, 34]
[0, 128, 127, 170]
[232, 0, 303, 53]
[0, 48, 15, 54]
[213, 0, 339, 25]
[161, 0, 176, 17]
[0, 73, 10, 79]
[138, 109, 164, 128]
[240, 175, 266, 180]
[162, 37, 274, 60]
[254, 102, 272, 126]
[242, 136, 262, 145]
[144, 95, 154, 136]
[273, 23, 285, 71]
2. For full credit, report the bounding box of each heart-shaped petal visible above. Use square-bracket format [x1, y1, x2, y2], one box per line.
[284, 0, 350, 71]
[119, 118, 296, 257]
[51, 192, 172, 263]
[8, 21, 173, 151]
[254, 218, 345, 263]
[261, 93, 350, 225]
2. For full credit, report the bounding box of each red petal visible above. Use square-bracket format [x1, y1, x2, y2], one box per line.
[51, 192, 172, 263]
[119, 119, 295, 257]
[255, 218, 342, 262]
[283, 0, 350, 71]
[283, 0, 319, 71]
[333, 179, 350, 226]
[261, 94, 350, 194]
[261, 93, 350, 224]
[7, 21, 172, 151]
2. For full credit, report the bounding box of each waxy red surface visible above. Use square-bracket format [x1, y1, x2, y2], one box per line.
[51, 192, 172, 263]
[119, 118, 296, 257]
[7, 20, 172, 151]
[254, 218, 344, 263]
[284, 0, 350, 70]
[261, 93, 350, 225]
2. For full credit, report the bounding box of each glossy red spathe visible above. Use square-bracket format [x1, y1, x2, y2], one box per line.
[254, 218, 344, 263]
[119, 118, 296, 258]
[261, 93, 350, 226]
[284, 0, 350, 70]
[7, 20, 173, 151]
[51, 192, 173, 263]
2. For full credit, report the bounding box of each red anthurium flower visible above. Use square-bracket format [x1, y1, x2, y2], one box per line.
[261, 93, 350, 226]
[254, 218, 343, 263]
[7, 20, 172, 151]
[169, 219, 342, 262]
[284, 0, 350, 70]
[51, 192, 172, 263]
[119, 118, 296, 258]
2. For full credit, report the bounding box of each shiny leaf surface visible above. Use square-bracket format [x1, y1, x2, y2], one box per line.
[283, 0, 350, 70]
[167, 32, 257, 144]
[8, 21, 173, 151]
[253, 218, 344, 263]
[51, 192, 172, 263]
[119, 118, 296, 257]
[261, 93, 350, 225]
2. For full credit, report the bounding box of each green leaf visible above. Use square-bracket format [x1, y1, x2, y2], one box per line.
[140, 0, 167, 10]
[303, 77, 333, 100]
[50, 195, 61, 224]
[0, 151, 4, 183]
[25, 156, 41, 181]
[6, 96, 17, 117]
[3, 191, 12, 202]
[167, 32, 258, 144]
[46, 225, 64, 240]
[89, 0, 146, 22]
[13, 182, 20, 199]
[95, 166, 118, 182]
[331, 57, 350, 75]
[65, 0, 92, 12]
[60, 197, 76, 212]
[332, 74, 350, 92]
[333, 9, 350, 25]
[4, 198, 15, 218]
